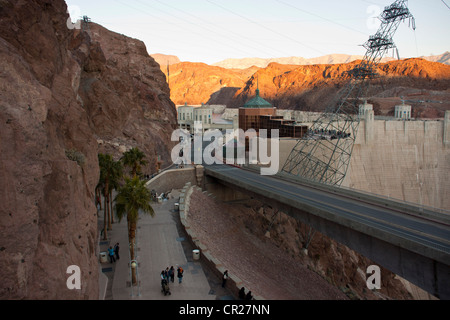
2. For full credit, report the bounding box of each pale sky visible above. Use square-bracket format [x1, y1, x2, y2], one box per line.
[64, 0, 450, 64]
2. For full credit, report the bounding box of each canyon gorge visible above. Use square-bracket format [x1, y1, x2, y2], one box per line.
[1, 0, 449, 300]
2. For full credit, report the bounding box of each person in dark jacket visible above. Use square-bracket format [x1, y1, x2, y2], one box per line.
[177, 266, 184, 283]
[222, 270, 229, 288]
[169, 266, 175, 283]
[114, 243, 120, 260]
[238, 287, 246, 300]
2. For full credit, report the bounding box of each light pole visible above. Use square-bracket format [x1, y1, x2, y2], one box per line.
[130, 259, 141, 297]
[129, 235, 141, 297]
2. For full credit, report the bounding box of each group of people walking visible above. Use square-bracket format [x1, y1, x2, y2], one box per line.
[160, 265, 184, 296]
[238, 287, 253, 300]
[161, 266, 184, 284]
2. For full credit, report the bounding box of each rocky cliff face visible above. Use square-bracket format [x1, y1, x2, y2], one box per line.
[73, 22, 177, 171]
[0, 0, 176, 299]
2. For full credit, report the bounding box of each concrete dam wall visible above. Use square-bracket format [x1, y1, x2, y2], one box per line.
[279, 111, 450, 211]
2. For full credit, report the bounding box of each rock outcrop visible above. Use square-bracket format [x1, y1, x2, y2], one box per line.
[161, 62, 257, 105]
[0, 0, 176, 299]
[73, 22, 177, 171]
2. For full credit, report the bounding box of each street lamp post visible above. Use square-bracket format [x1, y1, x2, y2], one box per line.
[129, 235, 141, 297]
[130, 259, 141, 297]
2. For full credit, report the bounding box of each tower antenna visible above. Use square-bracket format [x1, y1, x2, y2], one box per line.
[167, 61, 170, 89]
[81, 15, 91, 33]
[282, 0, 416, 186]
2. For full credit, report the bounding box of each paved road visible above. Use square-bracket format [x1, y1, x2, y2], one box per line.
[205, 165, 450, 258]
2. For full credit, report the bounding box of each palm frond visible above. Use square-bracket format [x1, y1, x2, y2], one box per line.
[114, 176, 154, 222]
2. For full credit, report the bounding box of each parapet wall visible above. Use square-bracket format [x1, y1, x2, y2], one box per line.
[145, 167, 197, 194]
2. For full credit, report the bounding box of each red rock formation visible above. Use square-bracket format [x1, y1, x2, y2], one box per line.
[0, 0, 176, 299]
[234, 59, 450, 117]
[161, 62, 256, 105]
[162, 58, 450, 118]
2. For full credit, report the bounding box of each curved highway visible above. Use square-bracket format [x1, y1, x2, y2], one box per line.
[205, 164, 450, 258]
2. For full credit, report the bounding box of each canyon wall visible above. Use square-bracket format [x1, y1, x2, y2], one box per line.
[74, 22, 177, 171]
[0, 0, 176, 299]
[0, 0, 99, 299]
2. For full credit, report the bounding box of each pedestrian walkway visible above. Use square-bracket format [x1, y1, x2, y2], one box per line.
[98, 190, 234, 300]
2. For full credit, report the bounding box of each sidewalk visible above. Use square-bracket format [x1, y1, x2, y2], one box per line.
[98, 191, 234, 300]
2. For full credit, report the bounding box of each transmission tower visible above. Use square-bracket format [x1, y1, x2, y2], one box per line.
[281, 0, 415, 186]
[81, 15, 91, 32]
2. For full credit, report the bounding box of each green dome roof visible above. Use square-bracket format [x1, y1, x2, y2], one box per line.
[243, 89, 273, 108]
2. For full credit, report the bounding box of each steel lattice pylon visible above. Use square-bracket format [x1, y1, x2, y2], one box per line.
[282, 0, 415, 186]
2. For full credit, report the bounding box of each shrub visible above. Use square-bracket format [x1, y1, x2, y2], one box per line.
[65, 149, 86, 167]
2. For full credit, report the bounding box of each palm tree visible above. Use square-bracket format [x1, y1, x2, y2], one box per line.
[115, 176, 154, 285]
[121, 147, 147, 178]
[109, 174, 121, 225]
[98, 153, 123, 239]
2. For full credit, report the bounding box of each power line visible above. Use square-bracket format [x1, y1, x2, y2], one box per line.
[112, 0, 270, 59]
[442, 0, 450, 10]
[138, 0, 294, 58]
[275, 0, 368, 36]
[206, 0, 325, 56]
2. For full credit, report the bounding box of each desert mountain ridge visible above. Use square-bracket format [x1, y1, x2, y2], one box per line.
[156, 56, 450, 119]
[151, 52, 450, 69]
[213, 52, 450, 69]
[213, 54, 392, 69]
[233, 58, 450, 118]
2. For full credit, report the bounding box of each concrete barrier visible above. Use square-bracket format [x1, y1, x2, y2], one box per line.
[145, 168, 196, 194]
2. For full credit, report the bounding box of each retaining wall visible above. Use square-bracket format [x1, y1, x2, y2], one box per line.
[178, 182, 264, 300]
[145, 167, 197, 194]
